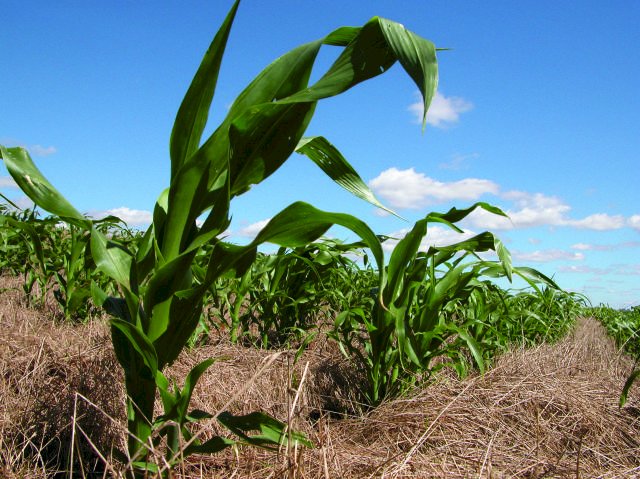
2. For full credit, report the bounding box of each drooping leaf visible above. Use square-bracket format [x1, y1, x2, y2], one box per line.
[0, 146, 88, 227]
[296, 136, 399, 216]
[217, 411, 312, 448]
[111, 319, 158, 379]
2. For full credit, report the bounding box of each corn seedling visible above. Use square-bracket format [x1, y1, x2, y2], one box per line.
[2, 1, 440, 475]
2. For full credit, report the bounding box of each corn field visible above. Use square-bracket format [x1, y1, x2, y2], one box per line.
[0, 2, 636, 477]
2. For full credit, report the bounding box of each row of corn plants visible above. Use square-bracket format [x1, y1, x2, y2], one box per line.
[0, 195, 130, 319]
[0, 1, 588, 475]
[590, 305, 640, 405]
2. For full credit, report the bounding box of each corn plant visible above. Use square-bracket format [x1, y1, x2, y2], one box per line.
[2, 1, 440, 475]
[332, 203, 563, 404]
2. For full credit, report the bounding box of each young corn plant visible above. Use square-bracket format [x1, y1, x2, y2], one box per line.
[333, 203, 559, 405]
[2, 1, 440, 475]
[238, 239, 367, 348]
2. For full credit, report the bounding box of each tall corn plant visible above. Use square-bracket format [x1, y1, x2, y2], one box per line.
[1, 1, 439, 474]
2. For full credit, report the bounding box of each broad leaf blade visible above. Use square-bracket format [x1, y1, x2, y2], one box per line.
[296, 136, 399, 217]
[90, 228, 134, 291]
[111, 318, 158, 378]
[0, 146, 87, 226]
[378, 18, 438, 129]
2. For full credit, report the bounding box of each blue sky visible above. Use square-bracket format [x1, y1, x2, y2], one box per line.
[1, 1, 639, 308]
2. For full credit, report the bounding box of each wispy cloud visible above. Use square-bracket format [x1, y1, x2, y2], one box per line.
[559, 265, 608, 274]
[628, 215, 640, 231]
[408, 91, 473, 128]
[29, 145, 57, 157]
[0, 176, 17, 188]
[513, 249, 584, 263]
[571, 241, 640, 252]
[236, 218, 271, 239]
[369, 167, 498, 209]
[93, 207, 153, 226]
[560, 263, 640, 277]
[438, 152, 478, 171]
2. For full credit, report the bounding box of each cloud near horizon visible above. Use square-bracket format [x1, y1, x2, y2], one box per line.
[369, 168, 637, 233]
[512, 249, 585, 263]
[466, 190, 632, 232]
[409, 91, 473, 128]
[93, 207, 153, 226]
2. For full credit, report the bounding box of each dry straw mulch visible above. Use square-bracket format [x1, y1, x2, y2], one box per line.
[0, 274, 638, 478]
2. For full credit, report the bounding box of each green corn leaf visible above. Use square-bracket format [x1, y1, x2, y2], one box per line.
[493, 236, 512, 282]
[131, 462, 159, 474]
[111, 318, 158, 379]
[143, 249, 197, 320]
[184, 436, 235, 455]
[153, 285, 208, 368]
[154, 370, 176, 414]
[426, 202, 508, 232]
[170, 0, 239, 178]
[378, 18, 438, 130]
[217, 411, 312, 449]
[90, 228, 134, 292]
[386, 218, 427, 303]
[4, 218, 46, 273]
[282, 19, 397, 102]
[451, 325, 485, 374]
[172, 38, 325, 235]
[228, 102, 315, 196]
[513, 266, 560, 290]
[91, 282, 132, 321]
[175, 358, 216, 421]
[296, 136, 398, 217]
[0, 146, 88, 227]
[620, 368, 640, 407]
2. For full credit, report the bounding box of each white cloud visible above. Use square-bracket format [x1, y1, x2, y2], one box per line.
[559, 265, 607, 274]
[513, 249, 584, 263]
[628, 215, 640, 231]
[466, 191, 631, 232]
[567, 213, 625, 230]
[381, 225, 477, 253]
[0, 176, 17, 188]
[369, 167, 499, 209]
[236, 218, 271, 239]
[95, 207, 153, 226]
[408, 91, 473, 128]
[466, 191, 569, 230]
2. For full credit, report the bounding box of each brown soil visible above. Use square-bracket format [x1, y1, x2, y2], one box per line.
[0, 274, 638, 478]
